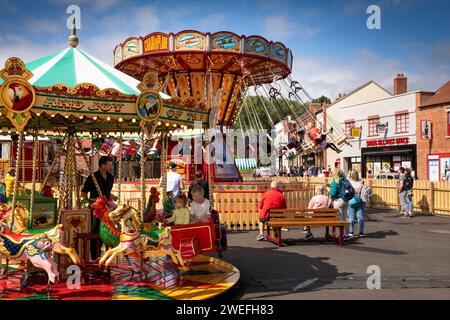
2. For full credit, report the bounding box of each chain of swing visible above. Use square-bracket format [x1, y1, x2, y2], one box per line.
[235, 61, 349, 156]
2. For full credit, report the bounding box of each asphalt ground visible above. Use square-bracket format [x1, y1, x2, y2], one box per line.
[215, 208, 450, 300]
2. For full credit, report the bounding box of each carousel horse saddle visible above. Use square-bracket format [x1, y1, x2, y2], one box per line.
[0, 228, 37, 243]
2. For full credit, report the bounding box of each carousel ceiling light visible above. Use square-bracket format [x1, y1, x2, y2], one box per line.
[79, 116, 83, 119]
[107, 117, 111, 121]
[51, 114, 55, 117]
[93, 116, 98, 120]
[119, 118, 123, 122]
[65, 115, 69, 118]
[132, 118, 136, 123]
[158, 121, 161, 125]
[165, 123, 170, 127]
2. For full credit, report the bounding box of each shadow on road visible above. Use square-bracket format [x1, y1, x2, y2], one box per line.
[214, 245, 352, 300]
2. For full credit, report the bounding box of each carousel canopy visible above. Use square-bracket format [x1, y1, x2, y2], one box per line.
[0, 46, 140, 95]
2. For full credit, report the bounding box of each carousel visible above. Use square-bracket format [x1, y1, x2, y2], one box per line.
[0, 23, 237, 300]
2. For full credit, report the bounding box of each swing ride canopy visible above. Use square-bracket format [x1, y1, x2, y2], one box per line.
[113, 31, 293, 126]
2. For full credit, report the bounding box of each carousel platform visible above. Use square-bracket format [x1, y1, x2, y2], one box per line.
[0, 252, 239, 300]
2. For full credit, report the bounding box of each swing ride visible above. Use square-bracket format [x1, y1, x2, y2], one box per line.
[0, 22, 235, 300]
[114, 30, 350, 169]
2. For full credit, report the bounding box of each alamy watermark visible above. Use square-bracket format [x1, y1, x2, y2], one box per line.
[66, 5, 81, 30]
[366, 265, 381, 289]
[167, 121, 278, 168]
[366, 5, 381, 30]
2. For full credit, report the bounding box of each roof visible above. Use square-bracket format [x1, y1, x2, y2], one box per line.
[420, 80, 450, 107]
[0, 47, 141, 95]
[328, 80, 392, 107]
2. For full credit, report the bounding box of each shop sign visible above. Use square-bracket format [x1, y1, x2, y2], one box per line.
[351, 127, 361, 137]
[366, 137, 409, 147]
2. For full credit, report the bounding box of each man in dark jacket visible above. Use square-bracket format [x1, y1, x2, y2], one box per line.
[188, 170, 209, 202]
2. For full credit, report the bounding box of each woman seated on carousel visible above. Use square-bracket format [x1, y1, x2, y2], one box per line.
[189, 185, 211, 223]
[305, 122, 342, 154]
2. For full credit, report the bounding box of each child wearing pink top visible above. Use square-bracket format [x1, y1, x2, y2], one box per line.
[304, 185, 332, 240]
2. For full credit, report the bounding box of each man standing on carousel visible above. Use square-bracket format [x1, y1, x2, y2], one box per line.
[82, 156, 118, 260]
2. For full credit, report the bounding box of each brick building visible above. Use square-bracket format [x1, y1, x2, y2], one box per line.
[416, 81, 450, 181]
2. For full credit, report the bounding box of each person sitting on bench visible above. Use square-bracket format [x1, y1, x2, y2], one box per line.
[304, 184, 333, 240]
[306, 122, 342, 153]
[256, 180, 287, 241]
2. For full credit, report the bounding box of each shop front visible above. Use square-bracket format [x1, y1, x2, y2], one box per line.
[361, 137, 416, 177]
[427, 153, 450, 181]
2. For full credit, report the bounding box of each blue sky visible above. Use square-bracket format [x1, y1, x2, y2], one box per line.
[1, 0, 449, 99]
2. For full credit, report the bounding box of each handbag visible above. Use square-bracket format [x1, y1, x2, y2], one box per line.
[348, 196, 362, 206]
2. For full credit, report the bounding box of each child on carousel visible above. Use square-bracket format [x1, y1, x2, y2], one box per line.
[306, 122, 342, 154]
[190, 185, 211, 223]
[164, 193, 190, 226]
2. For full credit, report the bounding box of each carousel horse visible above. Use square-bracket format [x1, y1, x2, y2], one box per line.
[92, 196, 185, 267]
[0, 202, 28, 234]
[0, 203, 81, 272]
[44, 224, 81, 266]
[0, 224, 58, 283]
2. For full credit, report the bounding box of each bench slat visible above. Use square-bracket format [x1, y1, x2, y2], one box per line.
[270, 213, 338, 218]
[268, 221, 349, 227]
[270, 208, 338, 213]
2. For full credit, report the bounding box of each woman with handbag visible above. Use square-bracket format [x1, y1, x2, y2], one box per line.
[348, 170, 365, 237]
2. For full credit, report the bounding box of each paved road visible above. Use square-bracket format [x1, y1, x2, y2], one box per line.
[215, 209, 450, 300]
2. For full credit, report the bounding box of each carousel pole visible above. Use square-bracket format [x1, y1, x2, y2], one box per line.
[21, 133, 26, 187]
[67, 134, 75, 209]
[40, 133, 67, 194]
[9, 132, 24, 229]
[3, 132, 24, 275]
[207, 128, 215, 209]
[118, 132, 123, 202]
[140, 132, 146, 223]
[161, 132, 168, 205]
[29, 132, 39, 229]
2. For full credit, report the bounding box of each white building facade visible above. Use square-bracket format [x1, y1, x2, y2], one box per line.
[339, 92, 418, 177]
[325, 76, 422, 177]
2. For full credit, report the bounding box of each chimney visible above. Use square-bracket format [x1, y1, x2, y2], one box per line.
[394, 73, 407, 95]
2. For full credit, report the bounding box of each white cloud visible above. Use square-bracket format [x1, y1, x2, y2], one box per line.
[46, 0, 122, 10]
[0, 34, 62, 66]
[289, 47, 450, 101]
[262, 15, 319, 40]
[79, 5, 160, 63]
[23, 18, 60, 35]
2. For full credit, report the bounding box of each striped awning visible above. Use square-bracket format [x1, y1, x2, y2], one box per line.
[1, 47, 159, 96]
[235, 158, 257, 170]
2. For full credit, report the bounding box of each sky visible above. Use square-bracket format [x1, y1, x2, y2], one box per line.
[0, 0, 449, 100]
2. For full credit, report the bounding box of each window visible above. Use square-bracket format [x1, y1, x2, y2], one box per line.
[368, 117, 380, 136]
[395, 113, 409, 133]
[0, 143, 10, 159]
[448, 112, 450, 136]
[345, 120, 356, 136]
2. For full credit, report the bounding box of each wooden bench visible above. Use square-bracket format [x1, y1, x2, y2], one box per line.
[266, 208, 350, 247]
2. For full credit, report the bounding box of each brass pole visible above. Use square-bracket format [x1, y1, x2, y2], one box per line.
[9, 132, 24, 229]
[140, 132, 146, 223]
[29, 133, 39, 229]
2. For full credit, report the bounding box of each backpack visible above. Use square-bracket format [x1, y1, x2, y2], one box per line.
[360, 183, 373, 203]
[340, 178, 355, 202]
[403, 174, 414, 191]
